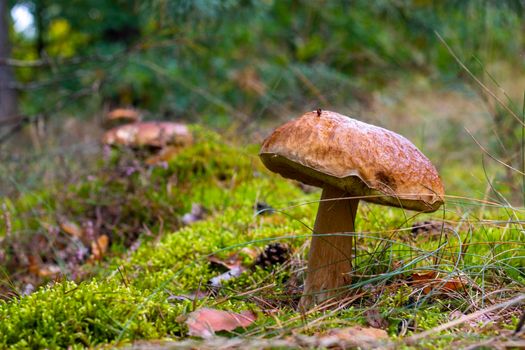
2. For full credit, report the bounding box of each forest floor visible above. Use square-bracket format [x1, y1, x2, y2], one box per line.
[0, 78, 524, 349]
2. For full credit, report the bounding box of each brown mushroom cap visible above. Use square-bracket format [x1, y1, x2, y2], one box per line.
[107, 108, 141, 122]
[259, 110, 444, 212]
[102, 121, 193, 148]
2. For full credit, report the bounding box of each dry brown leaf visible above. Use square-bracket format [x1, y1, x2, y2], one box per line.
[27, 255, 40, 276]
[36, 264, 61, 278]
[186, 308, 256, 338]
[319, 326, 389, 348]
[28, 256, 61, 278]
[208, 253, 243, 270]
[365, 308, 388, 329]
[239, 247, 259, 260]
[59, 220, 83, 238]
[411, 271, 466, 294]
[89, 234, 109, 261]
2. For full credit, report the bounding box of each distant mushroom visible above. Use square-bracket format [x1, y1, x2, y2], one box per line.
[103, 108, 141, 128]
[102, 121, 192, 149]
[259, 110, 444, 309]
[102, 121, 193, 164]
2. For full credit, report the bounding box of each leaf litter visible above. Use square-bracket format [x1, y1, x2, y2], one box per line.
[186, 308, 257, 338]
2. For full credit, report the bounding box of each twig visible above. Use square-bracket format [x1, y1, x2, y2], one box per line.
[405, 294, 525, 344]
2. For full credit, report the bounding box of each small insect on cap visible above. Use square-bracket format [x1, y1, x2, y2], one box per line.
[259, 110, 444, 212]
[102, 121, 193, 148]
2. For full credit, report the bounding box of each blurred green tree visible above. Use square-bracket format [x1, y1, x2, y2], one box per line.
[0, 0, 18, 121]
[3, 0, 525, 128]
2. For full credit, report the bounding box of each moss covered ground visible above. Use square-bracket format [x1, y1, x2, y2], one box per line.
[0, 127, 523, 349]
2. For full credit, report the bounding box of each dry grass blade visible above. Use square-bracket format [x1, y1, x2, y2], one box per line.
[465, 128, 525, 176]
[434, 31, 525, 128]
[405, 294, 525, 345]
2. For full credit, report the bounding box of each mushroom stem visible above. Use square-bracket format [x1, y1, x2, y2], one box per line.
[299, 185, 358, 310]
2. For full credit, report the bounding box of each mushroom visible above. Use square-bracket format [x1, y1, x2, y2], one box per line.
[103, 108, 141, 128]
[259, 110, 444, 309]
[102, 121, 193, 164]
[102, 121, 193, 149]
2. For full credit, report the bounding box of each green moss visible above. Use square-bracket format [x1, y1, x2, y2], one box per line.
[0, 127, 523, 348]
[0, 280, 190, 349]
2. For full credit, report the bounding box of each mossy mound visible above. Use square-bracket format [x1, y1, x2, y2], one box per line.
[0, 127, 523, 349]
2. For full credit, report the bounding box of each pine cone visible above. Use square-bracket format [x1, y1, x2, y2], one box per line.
[254, 243, 290, 268]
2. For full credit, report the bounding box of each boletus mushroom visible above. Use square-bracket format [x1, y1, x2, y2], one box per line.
[259, 110, 444, 309]
[102, 121, 193, 164]
[102, 121, 193, 149]
[104, 108, 142, 128]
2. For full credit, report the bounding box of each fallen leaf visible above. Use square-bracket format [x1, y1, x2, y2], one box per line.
[208, 255, 241, 271]
[186, 308, 256, 338]
[36, 264, 61, 278]
[411, 271, 466, 295]
[28, 256, 61, 278]
[59, 220, 83, 238]
[89, 234, 109, 261]
[365, 308, 388, 329]
[239, 247, 259, 260]
[28, 255, 40, 276]
[319, 326, 388, 348]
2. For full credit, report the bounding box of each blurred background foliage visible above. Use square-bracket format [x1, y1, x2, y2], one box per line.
[2, 0, 525, 202]
[6, 0, 524, 117]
